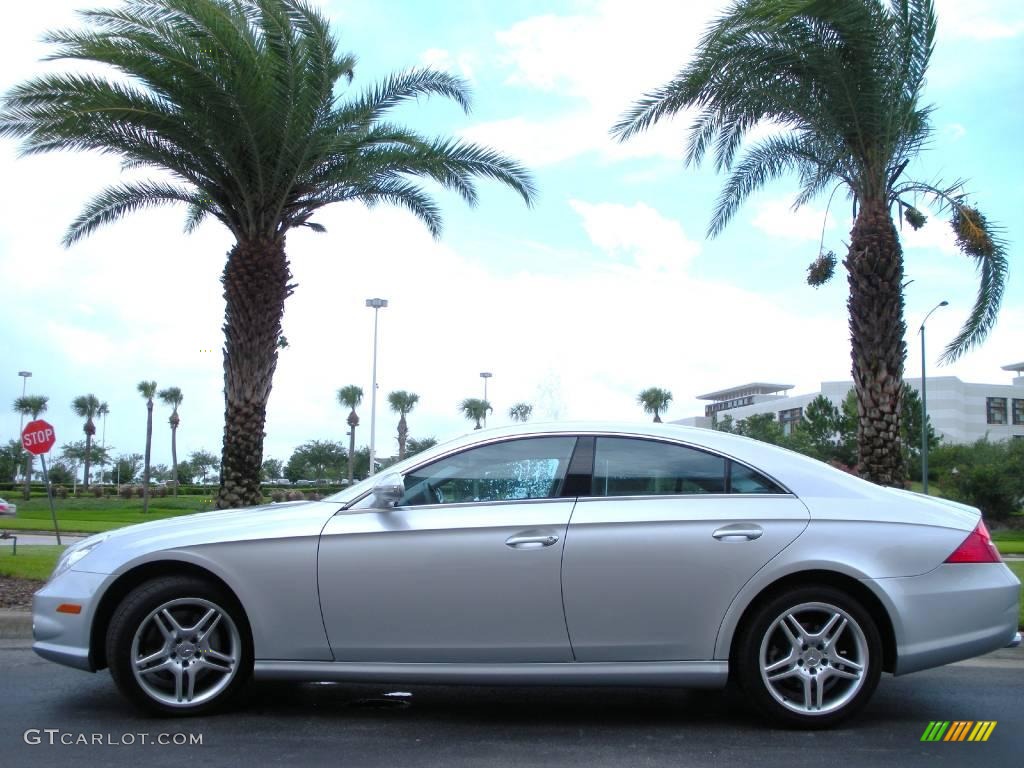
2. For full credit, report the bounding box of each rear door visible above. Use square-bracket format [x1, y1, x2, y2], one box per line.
[561, 436, 809, 661]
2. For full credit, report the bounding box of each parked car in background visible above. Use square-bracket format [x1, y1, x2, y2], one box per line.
[32, 423, 1021, 726]
[0, 498, 16, 517]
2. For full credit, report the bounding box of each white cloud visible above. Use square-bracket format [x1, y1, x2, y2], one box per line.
[419, 47, 477, 80]
[569, 200, 700, 270]
[934, 0, 1024, 40]
[751, 198, 839, 242]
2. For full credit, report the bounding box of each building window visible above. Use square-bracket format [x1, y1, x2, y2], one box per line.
[778, 407, 803, 436]
[1013, 399, 1024, 426]
[986, 397, 1007, 425]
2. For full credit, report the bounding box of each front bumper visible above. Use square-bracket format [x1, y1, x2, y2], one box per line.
[32, 569, 111, 672]
[868, 562, 1021, 675]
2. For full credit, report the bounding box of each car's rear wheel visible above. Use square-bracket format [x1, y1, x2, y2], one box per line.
[734, 586, 882, 728]
[106, 575, 252, 716]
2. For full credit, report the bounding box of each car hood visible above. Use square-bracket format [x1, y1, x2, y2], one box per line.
[72, 500, 342, 575]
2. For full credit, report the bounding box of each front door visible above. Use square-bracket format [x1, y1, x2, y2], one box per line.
[318, 436, 579, 663]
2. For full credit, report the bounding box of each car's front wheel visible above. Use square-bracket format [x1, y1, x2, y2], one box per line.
[106, 575, 252, 716]
[734, 586, 882, 728]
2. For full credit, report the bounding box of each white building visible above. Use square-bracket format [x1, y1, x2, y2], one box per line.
[674, 363, 1024, 444]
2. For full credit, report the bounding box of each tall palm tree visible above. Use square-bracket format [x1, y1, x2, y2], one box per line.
[0, 0, 535, 509]
[637, 388, 672, 423]
[612, 0, 1007, 486]
[387, 390, 420, 460]
[137, 381, 157, 513]
[460, 398, 492, 430]
[71, 394, 101, 492]
[158, 387, 184, 496]
[337, 386, 363, 485]
[12, 395, 48, 500]
[508, 402, 533, 423]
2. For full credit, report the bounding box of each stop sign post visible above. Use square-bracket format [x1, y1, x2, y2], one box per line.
[21, 419, 61, 545]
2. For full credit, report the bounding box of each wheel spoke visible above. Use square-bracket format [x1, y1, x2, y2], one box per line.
[161, 608, 185, 635]
[203, 648, 234, 666]
[151, 612, 173, 640]
[197, 612, 222, 642]
[137, 657, 175, 677]
[813, 675, 825, 710]
[185, 664, 198, 702]
[823, 615, 848, 648]
[800, 674, 813, 710]
[784, 613, 807, 643]
[199, 655, 233, 674]
[189, 608, 218, 636]
[171, 663, 184, 702]
[135, 647, 170, 671]
[829, 665, 862, 680]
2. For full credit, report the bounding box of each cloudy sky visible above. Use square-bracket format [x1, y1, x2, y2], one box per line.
[1, 0, 1022, 471]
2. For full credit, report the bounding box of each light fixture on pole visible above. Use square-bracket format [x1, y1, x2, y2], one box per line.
[480, 372, 493, 427]
[918, 300, 948, 495]
[366, 298, 388, 477]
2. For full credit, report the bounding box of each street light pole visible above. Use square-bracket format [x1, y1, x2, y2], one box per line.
[919, 300, 948, 494]
[480, 372, 493, 428]
[366, 298, 388, 477]
[17, 371, 32, 484]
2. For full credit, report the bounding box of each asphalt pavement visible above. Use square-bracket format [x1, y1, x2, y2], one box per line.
[1, 641, 1022, 768]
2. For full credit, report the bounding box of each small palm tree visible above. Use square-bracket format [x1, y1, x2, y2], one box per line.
[13, 395, 48, 500]
[137, 381, 157, 512]
[508, 402, 533, 423]
[387, 391, 420, 460]
[158, 387, 184, 496]
[637, 388, 672, 423]
[460, 398, 492, 430]
[338, 386, 363, 484]
[612, 0, 1007, 485]
[0, 0, 535, 509]
[71, 394, 101, 492]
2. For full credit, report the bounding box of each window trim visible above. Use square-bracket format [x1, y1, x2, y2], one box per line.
[986, 397, 1008, 425]
[342, 431, 796, 510]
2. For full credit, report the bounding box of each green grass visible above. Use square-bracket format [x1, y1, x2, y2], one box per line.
[0, 495, 216, 533]
[0, 545, 65, 581]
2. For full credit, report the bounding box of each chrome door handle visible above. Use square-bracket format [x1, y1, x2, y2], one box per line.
[712, 524, 764, 541]
[505, 533, 559, 549]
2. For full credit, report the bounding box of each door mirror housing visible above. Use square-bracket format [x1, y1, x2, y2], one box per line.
[370, 473, 405, 509]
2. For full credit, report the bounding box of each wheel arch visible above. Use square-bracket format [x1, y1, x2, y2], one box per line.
[88, 559, 247, 671]
[724, 569, 898, 674]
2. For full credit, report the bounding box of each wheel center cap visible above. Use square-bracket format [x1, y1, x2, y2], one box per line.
[805, 651, 821, 665]
[177, 643, 196, 659]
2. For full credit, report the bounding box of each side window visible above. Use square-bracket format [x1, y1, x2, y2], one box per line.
[399, 437, 577, 506]
[729, 461, 786, 494]
[591, 438, 726, 496]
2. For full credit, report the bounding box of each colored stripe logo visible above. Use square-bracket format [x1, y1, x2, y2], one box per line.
[921, 721, 996, 742]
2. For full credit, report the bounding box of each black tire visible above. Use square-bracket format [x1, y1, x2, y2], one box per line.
[106, 575, 252, 716]
[733, 586, 882, 729]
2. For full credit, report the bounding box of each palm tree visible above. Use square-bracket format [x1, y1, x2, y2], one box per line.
[460, 398, 492, 430]
[12, 395, 48, 500]
[137, 381, 157, 513]
[387, 391, 420, 460]
[158, 387, 184, 496]
[338, 386, 363, 485]
[508, 402, 534, 423]
[612, 0, 1007, 486]
[637, 388, 672, 423]
[0, 0, 535, 509]
[71, 394, 101, 492]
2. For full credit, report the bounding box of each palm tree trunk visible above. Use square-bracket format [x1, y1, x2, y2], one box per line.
[170, 414, 179, 498]
[397, 414, 408, 460]
[846, 198, 907, 487]
[653, 412, 662, 423]
[217, 237, 293, 508]
[347, 419, 357, 485]
[142, 400, 153, 514]
[82, 428, 93, 496]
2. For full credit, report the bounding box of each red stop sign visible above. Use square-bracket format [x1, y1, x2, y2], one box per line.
[22, 419, 57, 455]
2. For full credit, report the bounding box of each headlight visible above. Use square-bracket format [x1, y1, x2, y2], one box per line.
[50, 534, 109, 581]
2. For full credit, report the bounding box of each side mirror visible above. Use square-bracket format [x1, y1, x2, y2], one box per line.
[371, 473, 405, 509]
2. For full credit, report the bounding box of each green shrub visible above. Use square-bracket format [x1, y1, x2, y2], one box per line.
[270, 490, 286, 503]
[90, 485, 104, 498]
[932, 439, 1024, 520]
[119, 485, 134, 499]
[54, 485, 68, 499]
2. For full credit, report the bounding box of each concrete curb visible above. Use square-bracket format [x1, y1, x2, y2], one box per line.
[0, 610, 32, 640]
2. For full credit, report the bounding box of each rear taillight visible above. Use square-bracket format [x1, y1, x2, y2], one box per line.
[945, 520, 1002, 563]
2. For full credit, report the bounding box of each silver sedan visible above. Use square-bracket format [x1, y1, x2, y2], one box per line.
[33, 423, 1021, 727]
